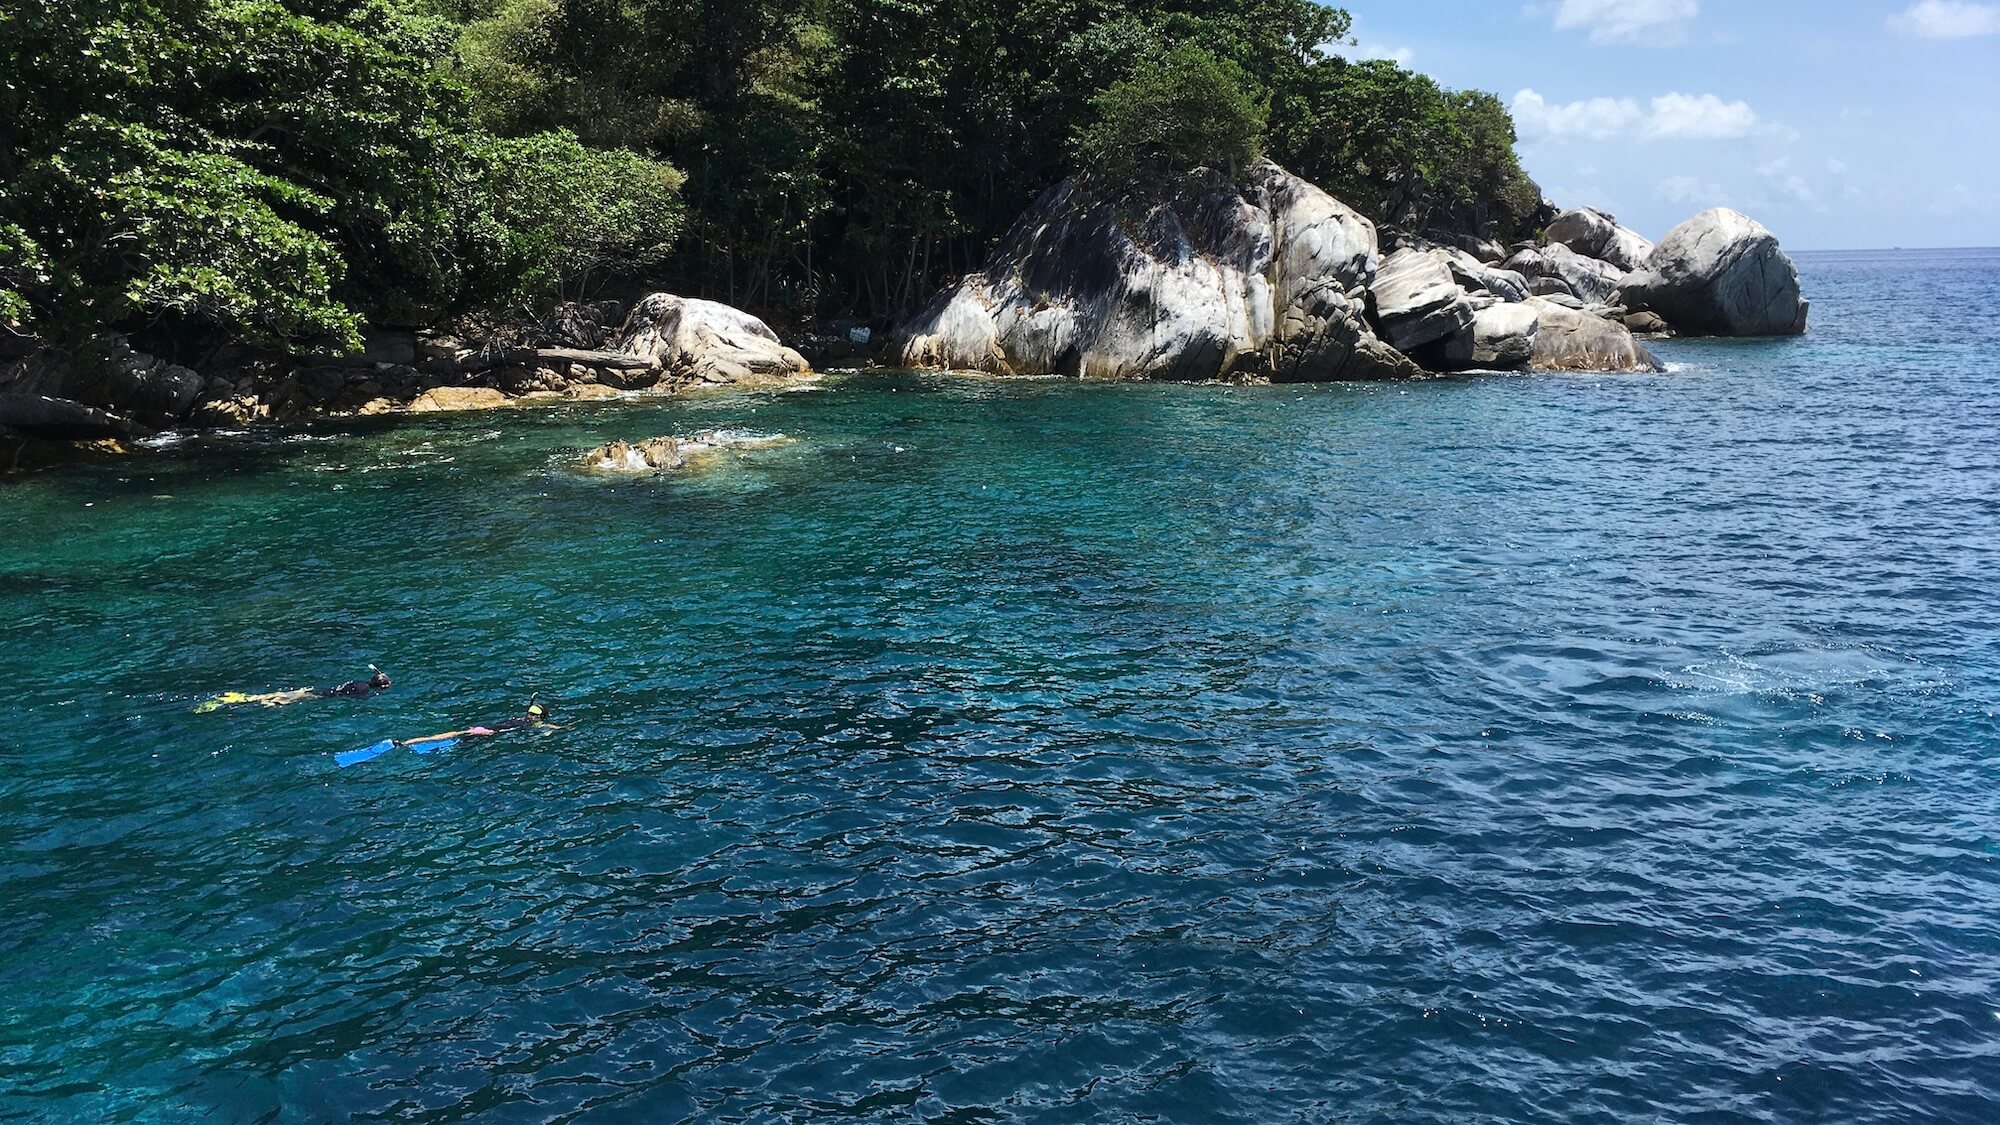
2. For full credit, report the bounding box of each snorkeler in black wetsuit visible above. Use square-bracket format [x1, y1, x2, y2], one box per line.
[195, 666, 393, 711]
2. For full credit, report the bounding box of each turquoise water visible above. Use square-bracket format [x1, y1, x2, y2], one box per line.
[3, 249, 1999, 1123]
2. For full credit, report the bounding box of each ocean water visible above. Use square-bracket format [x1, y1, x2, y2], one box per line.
[2, 249, 1998, 1124]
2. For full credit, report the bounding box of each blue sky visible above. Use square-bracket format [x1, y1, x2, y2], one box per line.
[1334, 1, 2000, 249]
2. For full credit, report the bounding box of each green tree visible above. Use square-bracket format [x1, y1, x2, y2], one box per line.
[0, 0, 684, 354]
[1074, 43, 1268, 185]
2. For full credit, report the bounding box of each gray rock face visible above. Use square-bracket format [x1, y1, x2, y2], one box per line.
[1469, 304, 1541, 368]
[1525, 297, 1663, 373]
[620, 295, 813, 385]
[1618, 208, 1808, 336]
[1369, 248, 1475, 352]
[0, 393, 153, 441]
[1508, 244, 1627, 304]
[1543, 208, 1655, 272]
[1539, 244, 1627, 304]
[899, 162, 1419, 383]
[1439, 250, 1530, 304]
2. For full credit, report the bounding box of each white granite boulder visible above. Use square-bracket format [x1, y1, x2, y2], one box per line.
[620, 295, 813, 386]
[898, 161, 1419, 382]
[1618, 209, 1809, 337]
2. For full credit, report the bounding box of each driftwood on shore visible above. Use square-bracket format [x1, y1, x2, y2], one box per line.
[431, 346, 661, 376]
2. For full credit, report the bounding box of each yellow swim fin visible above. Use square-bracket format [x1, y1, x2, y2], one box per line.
[194, 691, 252, 713]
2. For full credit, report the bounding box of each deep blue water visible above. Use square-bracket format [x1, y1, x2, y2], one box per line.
[2, 248, 1998, 1124]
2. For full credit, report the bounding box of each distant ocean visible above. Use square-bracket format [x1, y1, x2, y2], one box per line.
[2, 248, 1996, 1123]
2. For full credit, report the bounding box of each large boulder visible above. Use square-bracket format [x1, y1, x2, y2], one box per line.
[1525, 298, 1663, 373]
[1505, 245, 1627, 305]
[1469, 304, 1541, 368]
[1369, 248, 1475, 352]
[1618, 209, 1808, 337]
[1543, 208, 1655, 272]
[619, 295, 812, 386]
[0, 393, 153, 441]
[899, 162, 1419, 383]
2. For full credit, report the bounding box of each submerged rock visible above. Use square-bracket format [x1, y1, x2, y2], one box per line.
[1619, 208, 1809, 337]
[619, 295, 812, 386]
[583, 430, 791, 473]
[899, 161, 1418, 383]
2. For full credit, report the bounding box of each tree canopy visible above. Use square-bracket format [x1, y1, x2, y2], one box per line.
[0, 0, 1546, 359]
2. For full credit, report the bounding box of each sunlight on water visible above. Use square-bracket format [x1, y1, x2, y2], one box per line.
[2, 250, 1999, 1124]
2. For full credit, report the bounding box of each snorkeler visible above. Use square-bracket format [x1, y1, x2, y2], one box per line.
[195, 666, 393, 713]
[398, 699, 560, 750]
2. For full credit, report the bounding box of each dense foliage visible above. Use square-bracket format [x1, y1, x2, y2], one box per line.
[0, 0, 1542, 358]
[440, 0, 1543, 322]
[0, 0, 681, 353]
[1076, 45, 1268, 186]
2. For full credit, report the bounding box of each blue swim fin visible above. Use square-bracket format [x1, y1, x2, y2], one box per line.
[409, 738, 458, 755]
[336, 739, 397, 768]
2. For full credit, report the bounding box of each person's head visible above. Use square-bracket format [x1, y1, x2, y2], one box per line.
[369, 665, 392, 690]
[526, 700, 549, 723]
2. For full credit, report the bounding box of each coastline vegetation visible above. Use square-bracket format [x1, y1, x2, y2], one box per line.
[0, 0, 1539, 364]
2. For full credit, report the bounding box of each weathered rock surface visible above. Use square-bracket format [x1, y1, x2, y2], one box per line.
[1541, 244, 1627, 304]
[406, 386, 514, 413]
[900, 162, 1418, 383]
[1618, 208, 1809, 337]
[1438, 250, 1530, 304]
[0, 393, 153, 441]
[1543, 208, 1655, 272]
[1525, 297, 1663, 373]
[1370, 248, 1475, 352]
[620, 295, 812, 386]
[1469, 304, 1541, 368]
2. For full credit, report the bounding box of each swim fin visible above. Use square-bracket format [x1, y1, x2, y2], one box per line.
[409, 738, 458, 755]
[336, 739, 397, 768]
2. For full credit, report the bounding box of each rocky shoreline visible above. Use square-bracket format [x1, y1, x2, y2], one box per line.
[2, 163, 1808, 473]
[897, 162, 1807, 383]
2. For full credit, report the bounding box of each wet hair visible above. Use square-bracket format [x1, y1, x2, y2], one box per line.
[370, 670, 392, 689]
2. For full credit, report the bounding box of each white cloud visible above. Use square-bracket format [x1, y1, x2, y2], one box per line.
[1543, 0, 1700, 44]
[1658, 175, 1730, 206]
[1645, 92, 1760, 139]
[1513, 89, 1762, 142]
[1511, 90, 1644, 140]
[1889, 1, 2000, 37]
[1826, 158, 1848, 175]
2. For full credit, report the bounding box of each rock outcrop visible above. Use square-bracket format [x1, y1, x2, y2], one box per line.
[619, 295, 812, 386]
[899, 162, 1419, 382]
[405, 386, 514, 413]
[1618, 208, 1809, 337]
[0, 393, 153, 441]
[1370, 249, 1475, 352]
[1525, 298, 1664, 372]
[1508, 244, 1625, 305]
[1542, 208, 1654, 272]
[1467, 304, 1542, 369]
